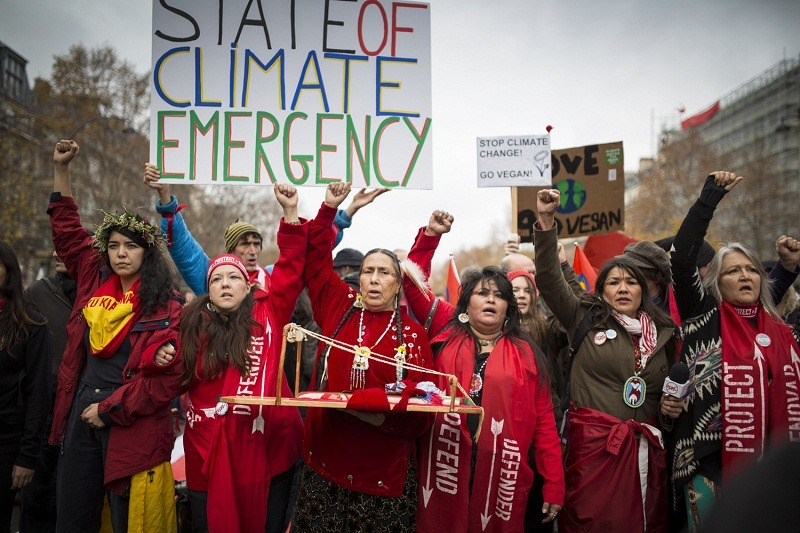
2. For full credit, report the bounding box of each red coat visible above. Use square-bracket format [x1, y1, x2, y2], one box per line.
[184, 219, 306, 533]
[405, 227, 564, 532]
[302, 204, 435, 497]
[47, 194, 184, 491]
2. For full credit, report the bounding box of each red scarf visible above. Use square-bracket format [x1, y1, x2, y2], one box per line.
[82, 276, 141, 358]
[719, 300, 799, 482]
[418, 334, 550, 532]
[205, 291, 303, 533]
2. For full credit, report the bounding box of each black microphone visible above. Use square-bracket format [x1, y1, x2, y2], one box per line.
[662, 362, 691, 399]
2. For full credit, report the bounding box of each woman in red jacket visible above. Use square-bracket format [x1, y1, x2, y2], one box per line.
[404, 210, 564, 533]
[292, 183, 435, 532]
[48, 141, 184, 532]
[172, 183, 306, 533]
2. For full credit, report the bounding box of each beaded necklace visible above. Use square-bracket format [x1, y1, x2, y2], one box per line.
[350, 307, 395, 389]
[469, 333, 500, 397]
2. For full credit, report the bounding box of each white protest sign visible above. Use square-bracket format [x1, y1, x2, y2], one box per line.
[476, 134, 551, 187]
[150, 0, 432, 189]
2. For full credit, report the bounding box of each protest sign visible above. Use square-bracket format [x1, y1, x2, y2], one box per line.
[476, 134, 551, 187]
[511, 141, 624, 241]
[150, 0, 432, 188]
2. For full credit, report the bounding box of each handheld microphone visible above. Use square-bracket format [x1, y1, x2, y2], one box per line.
[662, 362, 691, 399]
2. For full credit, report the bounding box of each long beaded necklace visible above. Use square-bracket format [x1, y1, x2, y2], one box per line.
[350, 307, 395, 390]
[469, 333, 501, 397]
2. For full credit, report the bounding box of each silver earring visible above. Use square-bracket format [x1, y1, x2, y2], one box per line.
[207, 302, 217, 313]
[458, 312, 469, 324]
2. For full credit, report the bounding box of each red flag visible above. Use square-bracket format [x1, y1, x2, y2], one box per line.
[573, 243, 597, 293]
[445, 256, 461, 306]
[680, 100, 720, 130]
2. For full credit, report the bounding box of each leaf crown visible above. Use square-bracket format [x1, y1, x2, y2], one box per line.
[93, 209, 164, 251]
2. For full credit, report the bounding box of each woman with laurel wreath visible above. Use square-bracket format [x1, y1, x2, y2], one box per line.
[48, 140, 184, 532]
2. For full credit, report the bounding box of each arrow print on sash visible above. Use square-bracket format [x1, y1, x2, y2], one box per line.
[753, 343, 766, 456]
[422, 414, 436, 507]
[481, 418, 504, 530]
[791, 346, 800, 389]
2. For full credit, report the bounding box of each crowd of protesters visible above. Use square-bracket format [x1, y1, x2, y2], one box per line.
[1, 140, 799, 533]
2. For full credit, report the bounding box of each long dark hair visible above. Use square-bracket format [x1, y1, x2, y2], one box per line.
[581, 256, 677, 359]
[179, 292, 258, 386]
[0, 241, 45, 349]
[102, 240, 176, 315]
[446, 266, 548, 381]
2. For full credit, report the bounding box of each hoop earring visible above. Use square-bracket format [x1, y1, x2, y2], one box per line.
[458, 313, 469, 324]
[206, 302, 217, 313]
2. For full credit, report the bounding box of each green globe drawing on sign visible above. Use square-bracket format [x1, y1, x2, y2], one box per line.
[555, 179, 587, 214]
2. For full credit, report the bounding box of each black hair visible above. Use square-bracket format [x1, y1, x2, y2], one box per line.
[362, 248, 402, 278]
[102, 241, 176, 315]
[581, 256, 678, 360]
[445, 265, 548, 383]
[0, 240, 45, 349]
[180, 292, 258, 386]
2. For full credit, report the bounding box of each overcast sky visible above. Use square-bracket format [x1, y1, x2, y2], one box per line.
[3, 0, 799, 263]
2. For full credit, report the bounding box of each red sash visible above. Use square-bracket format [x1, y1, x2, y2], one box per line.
[205, 291, 302, 533]
[719, 301, 799, 482]
[417, 336, 547, 532]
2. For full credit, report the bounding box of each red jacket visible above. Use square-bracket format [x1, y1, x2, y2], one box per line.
[302, 204, 435, 497]
[48, 194, 184, 491]
[405, 228, 564, 531]
[184, 218, 307, 532]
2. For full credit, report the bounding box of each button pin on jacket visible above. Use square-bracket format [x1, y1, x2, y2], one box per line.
[594, 331, 607, 345]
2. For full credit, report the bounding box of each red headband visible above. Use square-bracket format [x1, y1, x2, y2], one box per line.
[207, 254, 248, 285]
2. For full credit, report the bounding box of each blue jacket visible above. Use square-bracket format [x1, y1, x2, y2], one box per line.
[155, 195, 350, 294]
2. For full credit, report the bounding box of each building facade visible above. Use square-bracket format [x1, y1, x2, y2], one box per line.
[664, 55, 800, 258]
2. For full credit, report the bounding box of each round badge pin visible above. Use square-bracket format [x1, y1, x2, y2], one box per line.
[756, 333, 771, 347]
[215, 401, 229, 416]
[605, 329, 618, 340]
[594, 331, 607, 345]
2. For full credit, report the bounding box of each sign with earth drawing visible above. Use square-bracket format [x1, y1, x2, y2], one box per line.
[510, 141, 624, 241]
